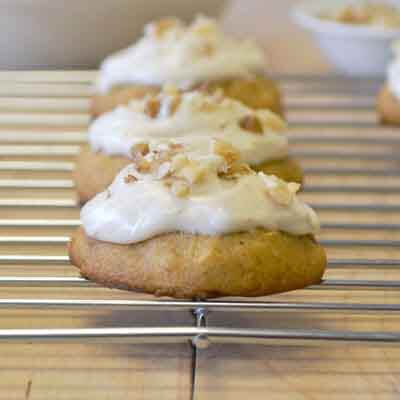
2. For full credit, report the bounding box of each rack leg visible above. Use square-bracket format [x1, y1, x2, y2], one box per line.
[191, 307, 210, 349]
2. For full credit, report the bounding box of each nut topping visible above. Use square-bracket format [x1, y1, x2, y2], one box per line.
[147, 18, 179, 38]
[170, 154, 190, 172]
[264, 178, 299, 206]
[239, 115, 263, 134]
[200, 43, 215, 56]
[144, 97, 161, 118]
[133, 153, 151, 173]
[171, 180, 190, 197]
[131, 143, 150, 158]
[124, 174, 138, 184]
[288, 182, 301, 194]
[264, 113, 286, 132]
[212, 139, 241, 165]
[218, 162, 253, 180]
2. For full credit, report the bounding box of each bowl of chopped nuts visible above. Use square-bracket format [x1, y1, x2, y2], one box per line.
[292, 0, 400, 76]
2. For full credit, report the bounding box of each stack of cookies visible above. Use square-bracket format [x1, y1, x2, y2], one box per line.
[69, 16, 326, 299]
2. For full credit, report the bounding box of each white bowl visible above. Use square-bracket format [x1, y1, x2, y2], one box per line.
[292, 0, 400, 77]
[0, 0, 226, 69]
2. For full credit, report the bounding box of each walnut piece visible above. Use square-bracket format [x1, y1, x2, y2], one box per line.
[266, 180, 296, 206]
[171, 180, 190, 197]
[288, 182, 301, 194]
[144, 97, 161, 118]
[170, 155, 206, 184]
[162, 83, 180, 96]
[124, 174, 138, 184]
[133, 153, 151, 173]
[171, 154, 190, 172]
[200, 43, 214, 56]
[192, 20, 215, 37]
[264, 113, 286, 132]
[218, 162, 253, 180]
[212, 140, 241, 165]
[179, 164, 207, 184]
[195, 81, 213, 93]
[131, 142, 150, 158]
[148, 18, 179, 38]
[169, 143, 184, 152]
[239, 115, 263, 134]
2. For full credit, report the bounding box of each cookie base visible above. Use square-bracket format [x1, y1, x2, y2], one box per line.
[69, 227, 326, 299]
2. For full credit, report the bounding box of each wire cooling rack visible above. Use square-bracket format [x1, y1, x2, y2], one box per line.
[0, 72, 399, 397]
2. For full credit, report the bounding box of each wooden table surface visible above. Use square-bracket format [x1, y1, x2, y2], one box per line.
[0, 72, 399, 400]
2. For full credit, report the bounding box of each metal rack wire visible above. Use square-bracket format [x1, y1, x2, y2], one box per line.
[0, 72, 399, 353]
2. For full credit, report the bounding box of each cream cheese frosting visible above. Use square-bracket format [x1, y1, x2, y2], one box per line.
[387, 41, 400, 99]
[96, 15, 266, 93]
[81, 151, 319, 244]
[89, 90, 288, 166]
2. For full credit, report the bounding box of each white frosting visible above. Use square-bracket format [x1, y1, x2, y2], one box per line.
[81, 157, 319, 244]
[96, 16, 266, 93]
[89, 91, 288, 166]
[388, 41, 400, 99]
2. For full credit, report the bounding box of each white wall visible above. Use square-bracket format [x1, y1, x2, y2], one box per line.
[222, 0, 332, 74]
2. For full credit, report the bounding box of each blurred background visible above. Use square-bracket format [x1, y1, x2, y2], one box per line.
[0, 0, 329, 72]
[223, 0, 330, 74]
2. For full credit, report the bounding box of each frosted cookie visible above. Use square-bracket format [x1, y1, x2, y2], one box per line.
[69, 153, 326, 299]
[92, 16, 282, 117]
[75, 90, 302, 203]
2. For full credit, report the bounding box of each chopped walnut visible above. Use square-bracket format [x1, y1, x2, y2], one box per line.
[133, 153, 151, 173]
[195, 81, 213, 93]
[144, 97, 161, 118]
[192, 20, 215, 36]
[212, 140, 241, 165]
[124, 174, 138, 184]
[218, 162, 253, 180]
[266, 180, 296, 206]
[147, 18, 179, 38]
[169, 143, 184, 152]
[264, 113, 286, 132]
[163, 179, 173, 188]
[162, 83, 180, 96]
[178, 163, 207, 184]
[171, 180, 190, 197]
[288, 182, 301, 194]
[200, 43, 215, 56]
[131, 142, 150, 158]
[239, 115, 263, 134]
[199, 100, 218, 113]
[170, 155, 207, 185]
[171, 154, 190, 172]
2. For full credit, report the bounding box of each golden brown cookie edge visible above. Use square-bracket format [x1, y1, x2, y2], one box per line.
[69, 227, 326, 299]
[377, 85, 400, 125]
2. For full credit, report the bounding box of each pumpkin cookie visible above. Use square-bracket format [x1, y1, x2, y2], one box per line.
[69, 154, 325, 299]
[76, 90, 302, 203]
[92, 16, 282, 118]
